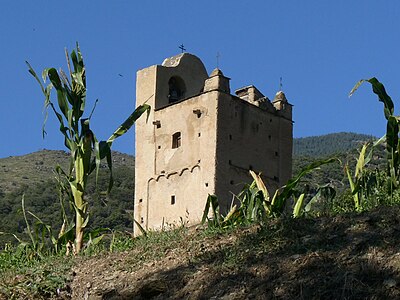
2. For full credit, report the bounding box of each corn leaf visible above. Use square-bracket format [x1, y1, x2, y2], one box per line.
[293, 193, 305, 218]
[272, 157, 338, 213]
[107, 104, 151, 145]
[350, 77, 394, 119]
[249, 170, 270, 200]
[134, 219, 148, 237]
[355, 143, 369, 179]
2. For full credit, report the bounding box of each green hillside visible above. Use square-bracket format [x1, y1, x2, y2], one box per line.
[293, 132, 386, 196]
[293, 132, 376, 157]
[0, 150, 135, 247]
[0, 132, 384, 247]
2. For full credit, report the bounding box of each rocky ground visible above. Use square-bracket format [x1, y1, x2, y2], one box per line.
[66, 205, 400, 300]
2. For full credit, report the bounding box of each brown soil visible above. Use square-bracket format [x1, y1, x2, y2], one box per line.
[66, 206, 400, 300]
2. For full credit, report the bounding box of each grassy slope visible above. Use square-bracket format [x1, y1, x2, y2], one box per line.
[1, 205, 400, 299]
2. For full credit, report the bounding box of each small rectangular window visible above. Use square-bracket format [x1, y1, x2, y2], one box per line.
[171, 195, 176, 205]
[172, 132, 181, 148]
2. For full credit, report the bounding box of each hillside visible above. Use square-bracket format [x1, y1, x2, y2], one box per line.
[0, 132, 383, 246]
[0, 150, 133, 194]
[0, 150, 135, 246]
[293, 132, 375, 157]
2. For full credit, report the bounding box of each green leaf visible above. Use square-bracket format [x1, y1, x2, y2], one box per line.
[134, 219, 147, 237]
[107, 104, 151, 145]
[26, 61, 46, 94]
[97, 141, 114, 193]
[293, 193, 305, 218]
[249, 170, 270, 201]
[202, 194, 220, 225]
[350, 77, 394, 120]
[355, 143, 369, 179]
[273, 157, 339, 213]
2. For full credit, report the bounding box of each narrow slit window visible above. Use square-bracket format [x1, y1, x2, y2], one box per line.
[172, 132, 181, 149]
[171, 195, 176, 205]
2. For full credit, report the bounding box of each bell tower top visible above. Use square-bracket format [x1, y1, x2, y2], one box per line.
[136, 53, 208, 110]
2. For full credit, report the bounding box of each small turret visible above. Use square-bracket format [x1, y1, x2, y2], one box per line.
[273, 90, 292, 119]
[204, 68, 230, 93]
[272, 91, 287, 109]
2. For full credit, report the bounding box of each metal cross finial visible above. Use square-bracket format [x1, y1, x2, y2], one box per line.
[279, 77, 283, 91]
[216, 52, 221, 68]
[179, 44, 186, 53]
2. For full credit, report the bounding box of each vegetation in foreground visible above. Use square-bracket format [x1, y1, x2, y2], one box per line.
[26, 44, 149, 253]
[1, 205, 400, 299]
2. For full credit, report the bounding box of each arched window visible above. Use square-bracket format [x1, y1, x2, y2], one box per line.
[168, 76, 186, 103]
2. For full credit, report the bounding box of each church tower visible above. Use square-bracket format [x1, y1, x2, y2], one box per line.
[134, 53, 293, 234]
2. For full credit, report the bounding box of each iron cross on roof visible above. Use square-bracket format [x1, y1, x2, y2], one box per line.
[179, 44, 186, 53]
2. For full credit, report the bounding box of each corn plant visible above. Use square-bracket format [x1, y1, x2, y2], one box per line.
[202, 158, 338, 228]
[350, 78, 399, 196]
[26, 44, 150, 253]
[302, 184, 336, 217]
[344, 138, 384, 211]
[251, 158, 338, 217]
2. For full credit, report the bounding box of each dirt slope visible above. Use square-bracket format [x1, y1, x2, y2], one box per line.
[69, 206, 400, 300]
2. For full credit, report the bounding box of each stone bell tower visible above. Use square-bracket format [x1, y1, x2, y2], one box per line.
[134, 53, 293, 234]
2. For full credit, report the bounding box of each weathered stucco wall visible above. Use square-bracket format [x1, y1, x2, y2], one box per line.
[214, 92, 293, 214]
[134, 54, 218, 233]
[143, 92, 219, 230]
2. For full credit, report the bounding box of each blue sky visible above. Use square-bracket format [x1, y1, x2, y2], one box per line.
[1, 1, 400, 158]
